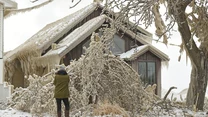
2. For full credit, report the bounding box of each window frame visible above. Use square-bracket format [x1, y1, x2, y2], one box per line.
[138, 61, 156, 85]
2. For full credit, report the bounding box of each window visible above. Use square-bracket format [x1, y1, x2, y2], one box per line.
[138, 61, 156, 85]
[110, 35, 125, 55]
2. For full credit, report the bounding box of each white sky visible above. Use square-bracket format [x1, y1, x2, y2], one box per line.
[4, 0, 192, 93]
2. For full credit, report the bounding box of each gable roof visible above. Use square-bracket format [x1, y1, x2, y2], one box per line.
[4, 2, 99, 61]
[120, 44, 169, 61]
[4, 2, 167, 65]
[43, 15, 107, 58]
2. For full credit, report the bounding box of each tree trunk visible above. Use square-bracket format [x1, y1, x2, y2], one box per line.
[186, 57, 208, 110]
[169, 0, 208, 110]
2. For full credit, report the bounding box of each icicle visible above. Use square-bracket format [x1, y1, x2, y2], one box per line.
[5, 0, 54, 18]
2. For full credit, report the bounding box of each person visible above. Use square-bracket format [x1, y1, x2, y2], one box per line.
[53, 66, 70, 117]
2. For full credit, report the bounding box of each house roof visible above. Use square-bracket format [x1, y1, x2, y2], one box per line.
[0, 0, 17, 16]
[4, 2, 168, 64]
[42, 15, 107, 58]
[25, 2, 99, 51]
[4, 2, 99, 61]
[0, 0, 17, 8]
[120, 44, 169, 61]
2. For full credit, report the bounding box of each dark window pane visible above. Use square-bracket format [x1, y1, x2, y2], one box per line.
[138, 62, 146, 83]
[147, 62, 156, 85]
[138, 61, 156, 85]
[110, 35, 125, 55]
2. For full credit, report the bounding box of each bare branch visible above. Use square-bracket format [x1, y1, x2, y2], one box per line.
[69, 0, 82, 9]
[163, 86, 177, 101]
[30, 0, 39, 3]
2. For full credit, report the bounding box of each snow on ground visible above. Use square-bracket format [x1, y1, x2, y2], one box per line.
[1, 88, 208, 117]
[0, 108, 207, 117]
[0, 108, 32, 117]
[0, 108, 52, 117]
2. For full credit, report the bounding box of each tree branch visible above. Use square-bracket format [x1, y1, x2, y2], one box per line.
[163, 86, 177, 101]
[168, 0, 201, 67]
[69, 0, 81, 9]
[183, 0, 193, 7]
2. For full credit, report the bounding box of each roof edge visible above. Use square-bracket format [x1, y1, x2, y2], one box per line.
[0, 0, 17, 8]
[121, 44, 169, 61]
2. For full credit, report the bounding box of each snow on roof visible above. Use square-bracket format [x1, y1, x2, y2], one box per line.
[42, 15, 107, 58]
[120, 44, 169, 61]
[33, 2, 99, 51]
[4, 2, 168, 65]
[120, 45, 148, 59]
[4, 2, 99, 61]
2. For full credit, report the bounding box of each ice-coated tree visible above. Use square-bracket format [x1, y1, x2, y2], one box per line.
[8, 32, 158, 117]
[103, 0, 208, 110]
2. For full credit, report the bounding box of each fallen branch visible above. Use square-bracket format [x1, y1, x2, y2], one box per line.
[163, 86, 177, 101]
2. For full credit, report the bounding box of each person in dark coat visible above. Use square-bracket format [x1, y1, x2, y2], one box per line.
[53, 66, 70, 117]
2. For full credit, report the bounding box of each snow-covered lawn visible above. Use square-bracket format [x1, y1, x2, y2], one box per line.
[0, 108, 34, 117]
[0, 108, 52, 117]
[0, 108, 208, 117]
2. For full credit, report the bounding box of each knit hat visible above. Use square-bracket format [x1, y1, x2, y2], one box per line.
[59, 65, 66, 71]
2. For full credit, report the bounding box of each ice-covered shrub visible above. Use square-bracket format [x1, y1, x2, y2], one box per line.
[8, 74, 56, 116]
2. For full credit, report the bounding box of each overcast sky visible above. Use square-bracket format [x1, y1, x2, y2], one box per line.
[4, 0, 192, 93]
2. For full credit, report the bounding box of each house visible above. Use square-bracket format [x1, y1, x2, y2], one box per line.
[4, 2, 169, 97]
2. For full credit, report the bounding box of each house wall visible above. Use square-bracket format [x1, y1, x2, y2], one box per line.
[132, 51, 162, 97]
[11, 60, 25, 88]
[116, 31, 143, 51]
[12, 67, 24, 88]
[62, 35, 91, 64]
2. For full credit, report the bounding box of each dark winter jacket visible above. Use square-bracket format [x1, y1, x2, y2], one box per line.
[53, 70, 69, 98]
